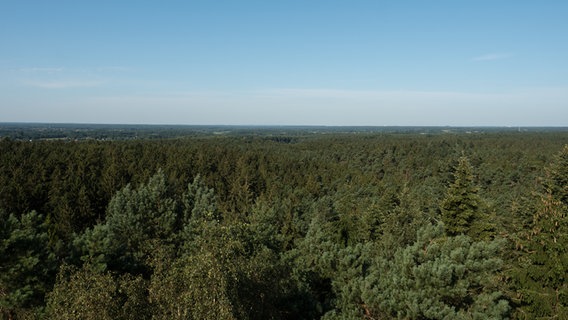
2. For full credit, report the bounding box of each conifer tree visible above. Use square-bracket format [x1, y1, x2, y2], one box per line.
[441, 156, 493, 239]
[74, 170, 178, 274]
[544, 144, 568, 205]
[0, 210, 56, 319]
[511, 145, 568, 318]
[182, 174, 218, 223]
[177, 173, 219, 247]
[362, 223, 509, 319]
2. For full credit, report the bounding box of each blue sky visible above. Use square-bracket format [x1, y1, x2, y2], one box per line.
[1, 1, 567, 126]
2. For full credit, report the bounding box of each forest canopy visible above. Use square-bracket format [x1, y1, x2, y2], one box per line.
[1, 126, 568, 319]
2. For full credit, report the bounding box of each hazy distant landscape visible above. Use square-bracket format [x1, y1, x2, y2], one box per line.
[2, 122, 567, 141]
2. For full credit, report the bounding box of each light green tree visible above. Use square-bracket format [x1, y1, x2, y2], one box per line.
[45, 264, 148, 320]
[363, 223, 509, 319]
[74, 170, 178, 274]
[148, 247, 236, 320]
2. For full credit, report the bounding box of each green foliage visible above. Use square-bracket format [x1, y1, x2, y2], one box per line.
[45, 264, 149, 320]
[441, 156, 479, 235]
[185, 220, 293, 319]
[510, 145, 568, 319]
[290, 208, 341, 315]
[74, 170, 178, 274]
[363, 223, 509, 319]
[373, 184, 432, 259]
[325, 243, 375, 319]
[441, 156, 494, 240]
[148, 249, 236, 320]
[2, 131, 568, 318]
[182, 173, 218, 222]
[0, 211, 56, 318]
[544, 144, 568, 205]
[177, 174, 219, 247]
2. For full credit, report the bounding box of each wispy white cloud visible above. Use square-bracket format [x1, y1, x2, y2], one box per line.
[23, 80, 103, 89]
[472, 53, 511, 61]
[19, 67, 64, 73]
[16, 65, 128, 89]
[19, 66, 130, 73]
[95, 66, 132, 72]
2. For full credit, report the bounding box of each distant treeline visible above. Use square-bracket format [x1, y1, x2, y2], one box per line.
[2, 122, 567, 141]
[1, 129, 568, 319]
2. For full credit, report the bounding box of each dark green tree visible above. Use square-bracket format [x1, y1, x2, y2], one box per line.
[511, 145, 568, 318]
[544, 144, 568, 205]
[441, 156, 494, 240]
[0, 210, 56, 319]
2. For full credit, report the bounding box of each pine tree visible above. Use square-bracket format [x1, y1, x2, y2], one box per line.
[362, 223, 509, 319]
[177, 173, 219, 247]
[182, 174, 218, 223]
[74, 170, 178, 274]
[0, 210, 57, 319]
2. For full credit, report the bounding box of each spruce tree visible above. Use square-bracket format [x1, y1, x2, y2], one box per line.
[441, 156, 493, 239]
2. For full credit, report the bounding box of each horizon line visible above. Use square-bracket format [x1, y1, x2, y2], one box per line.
[1, 122, 567, 129]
